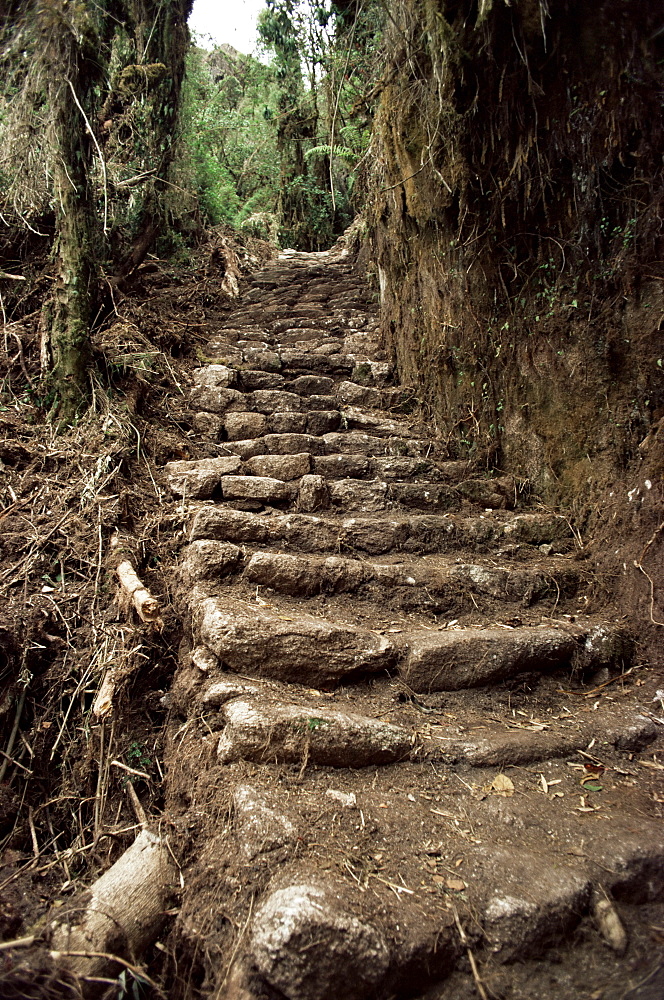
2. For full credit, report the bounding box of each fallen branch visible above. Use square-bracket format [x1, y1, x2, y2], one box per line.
[108, 532, 162, 625]
[92, 668, 116, 719]
[0, 935, 36, 951]
[49, 828, 176, 983]
[558, 667, 635, 698]
[116, 559, 162, 623]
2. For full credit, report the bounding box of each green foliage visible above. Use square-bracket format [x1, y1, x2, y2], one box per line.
[254, 0, 383, 249]
[279, 173, 336, 249]
[127, 741, 152, 772]
[305, 144, 358, 163]
[174, 2, 384, 249]
[178, 44, 280, 228]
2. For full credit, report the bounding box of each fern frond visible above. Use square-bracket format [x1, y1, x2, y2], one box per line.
[304, 144, 358, 163]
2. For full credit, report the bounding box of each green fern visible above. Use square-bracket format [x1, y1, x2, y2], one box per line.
[304, 144, 358, 163]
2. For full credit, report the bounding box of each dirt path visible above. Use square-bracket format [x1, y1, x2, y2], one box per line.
[1, 242, 662, 999]
[157, 246, 664, 999]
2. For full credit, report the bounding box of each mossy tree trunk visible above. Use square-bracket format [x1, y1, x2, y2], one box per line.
[34, 0, 193, 419]
[114, 0, 194, 277]
[38, 0, 107, 422]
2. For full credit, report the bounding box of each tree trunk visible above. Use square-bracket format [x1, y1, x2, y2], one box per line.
[38, 1, 99, 423]
[116, 1, 194, 276]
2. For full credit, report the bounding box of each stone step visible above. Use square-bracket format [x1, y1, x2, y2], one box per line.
[193, 596, 397, 686]
[208, 430, 432, 460]
[340, 406, 416, 438]
[400, 622, 632, 692]
[325, 478, 459, 513]
[195, 405, 426, 445]
[423, 704, 657, 767]
[170, 453, 527, 518]
[220, 475, 296, 505]
[321, 431, 429, 456]
[182, 543, 579, 608]
[191, 384, 408, 423]
[188, 571, 627, 691]
[202, 342, 390, 383]
[226, 373, 399, 413]
[164, 456, 241, 499]
[189, 506, 572, 556]
[190, 752, 664, 1000]
[278, 349, 374, 376]
[216, 698, 413, 767]
[312, 454, 468, 482]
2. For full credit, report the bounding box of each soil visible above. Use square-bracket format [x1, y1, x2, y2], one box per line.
[0, 231, 662, 999]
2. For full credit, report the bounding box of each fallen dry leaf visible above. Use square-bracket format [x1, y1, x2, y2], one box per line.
[490, 773, 514, 797]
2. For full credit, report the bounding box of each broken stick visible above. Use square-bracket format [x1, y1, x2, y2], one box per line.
[110, 533, 162, 625]
[116, 559, 161, 623]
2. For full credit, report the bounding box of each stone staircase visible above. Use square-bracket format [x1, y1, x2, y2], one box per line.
[164, 247, 664, 1000]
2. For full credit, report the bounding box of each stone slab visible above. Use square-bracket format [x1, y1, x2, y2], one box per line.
[164, 456, 241, 498]
[224, 412, 268, 441]
[191, 411, 225, 440]
[313, 454, 372, 479]
[196, 598, 397, 686]
[251, 883, 390, 1000]
[244, 453, 311, 481]
[306, 410, 341, 435]
[297, 475, 330, 512]
[322, 431, 386, 455]
[286, 375, 335, 396]
[237, 370, 285, 391]
[217, 699, 413, 767]
[250, 390, 302, 414]
[264, 433, 326, 456]
[190, 507, 270, 544]
[221, 476, 295, 503]
[466, 846, 591, 960]
[180, 540, 242, 580]
[189, 386, 246, 414]
[401, 627, 579, 691]
[193, 364, 237, 389]
[336, 380, 383, 408]
[388, 483, 459, 510]
[268, 412, 308, 434]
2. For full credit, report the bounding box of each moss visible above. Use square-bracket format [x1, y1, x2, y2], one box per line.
[116, 62, 167, 97]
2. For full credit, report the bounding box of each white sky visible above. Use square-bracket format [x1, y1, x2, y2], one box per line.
[188, 0, 266, 54]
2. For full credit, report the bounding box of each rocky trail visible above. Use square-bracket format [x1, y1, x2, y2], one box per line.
[145, 245, 663, 1000]
[13, 244, 663, 1000]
